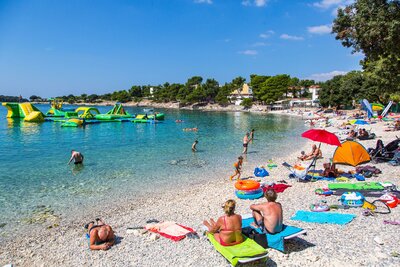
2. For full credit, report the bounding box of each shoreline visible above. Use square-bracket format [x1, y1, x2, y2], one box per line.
[1, 113, 400, 266]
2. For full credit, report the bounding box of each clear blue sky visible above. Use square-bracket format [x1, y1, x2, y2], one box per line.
[0, 0, 361, 98]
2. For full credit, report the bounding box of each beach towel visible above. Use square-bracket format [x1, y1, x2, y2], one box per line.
[291, 211, 356, 225]
[262, 183, 292, 193]
[145, 221, 195, 241]
[328, 182, 384, 191]
[242, 217, 306, 252]
[207, 233, 268, 266]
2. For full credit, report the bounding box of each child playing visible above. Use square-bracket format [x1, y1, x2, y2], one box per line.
[230, 156, 243, 180]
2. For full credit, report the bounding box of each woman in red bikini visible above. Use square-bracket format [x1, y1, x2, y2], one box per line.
[203, 199, 243, 246]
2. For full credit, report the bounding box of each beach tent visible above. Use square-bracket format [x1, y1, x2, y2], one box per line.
[361, 99, 374, 118]
[332, 141, 371, 167]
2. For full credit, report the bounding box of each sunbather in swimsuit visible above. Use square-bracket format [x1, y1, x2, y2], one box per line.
[203, 199, 244, 246]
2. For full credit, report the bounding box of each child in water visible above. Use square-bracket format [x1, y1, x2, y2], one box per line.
[230, 156, 243, 181]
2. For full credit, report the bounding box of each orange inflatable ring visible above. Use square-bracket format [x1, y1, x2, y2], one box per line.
[235, 180, 260, 191]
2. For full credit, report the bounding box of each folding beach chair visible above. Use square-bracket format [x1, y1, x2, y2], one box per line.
[282, 156, 318, 182]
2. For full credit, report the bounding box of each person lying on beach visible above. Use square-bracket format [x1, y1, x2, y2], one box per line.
[298, 144, 322, 161]
[250, 189, 283, 234]
[230, 156, 243, 180]
[85, 218, 115, 251]
[203, 199, 243, 246]
[68, 150, 84, 165]
[347, 130, 357, 140]
[192, 140, 198, 152]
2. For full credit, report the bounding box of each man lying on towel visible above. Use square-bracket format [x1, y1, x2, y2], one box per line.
[250, 189, 283, 234]
[203, 199, 244, 246]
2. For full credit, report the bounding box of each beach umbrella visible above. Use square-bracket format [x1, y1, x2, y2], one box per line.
[332, 141, 370, 167]
[301, 129, 342, 147]
[349, 119, 369, 125]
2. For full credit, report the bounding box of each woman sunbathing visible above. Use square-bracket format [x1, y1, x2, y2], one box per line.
[298, 144, 322, 161]
[203, 199, 243, 246]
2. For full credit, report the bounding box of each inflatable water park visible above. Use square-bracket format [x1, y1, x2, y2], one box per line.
[1, 99, 165, 127]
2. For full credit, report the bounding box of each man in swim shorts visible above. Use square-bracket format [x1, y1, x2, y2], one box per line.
[85, 218, 115, 250]
[242, 132, 249, 154]
[250, 189, 283, 234]
[68, 150, 84, 165]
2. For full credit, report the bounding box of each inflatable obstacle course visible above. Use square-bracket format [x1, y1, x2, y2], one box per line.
[2, 102, 45, 122]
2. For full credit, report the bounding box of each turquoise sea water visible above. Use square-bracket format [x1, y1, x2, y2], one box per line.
[0, 104, 306, 227]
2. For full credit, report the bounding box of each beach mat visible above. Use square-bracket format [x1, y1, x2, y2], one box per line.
[328, 182, 384, 191]
[207, 233, 268, 266]
[242, 217, 306, 252]
[145, 221, 195, 241]
[291, 211, 356, 225]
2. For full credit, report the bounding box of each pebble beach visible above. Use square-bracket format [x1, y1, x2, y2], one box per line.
[1, 111, 400, 267]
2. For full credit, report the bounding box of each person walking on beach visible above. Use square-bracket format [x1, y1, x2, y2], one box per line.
[242, 132, 249, 154]
[230, 156, 243, 180]
[68, 150, 84, 165]
[249, 129, 255, 143]
[85, 218, 115, 251]
[250, 189, 283, 234]
[192, 140, 198, 152]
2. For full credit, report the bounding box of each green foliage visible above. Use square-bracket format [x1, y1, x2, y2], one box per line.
[111, 90, 131, 103]
[241, 98, 253, 109]
[258, 74, 290, 104]
[250, 74, 270, 100]
[332, 0, 400, 93]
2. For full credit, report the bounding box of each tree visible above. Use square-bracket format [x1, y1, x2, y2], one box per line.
[241, 98, 253, 109]
[29, 95, 40, 101]
[318, 75, 344, 108]
[129, 86, 142, 98]
[332, 0, 400, 93]
[258, 74, 290, 104]
[250, 74, 270, 101]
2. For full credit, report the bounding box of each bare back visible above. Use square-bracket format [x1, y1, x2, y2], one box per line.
[257, 202, 283, 234]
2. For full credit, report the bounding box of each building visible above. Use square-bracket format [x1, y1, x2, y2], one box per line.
[309, 85, 321, 102]
[229, 83, 253, 105]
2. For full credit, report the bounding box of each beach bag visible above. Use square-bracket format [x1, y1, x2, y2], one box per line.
[242, 227, 268, 248]
[340, 192, 365, 207]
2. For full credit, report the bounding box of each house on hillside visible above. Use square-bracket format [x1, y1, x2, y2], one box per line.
[229, 83, 253, 105]
[309, 85, 320, 102]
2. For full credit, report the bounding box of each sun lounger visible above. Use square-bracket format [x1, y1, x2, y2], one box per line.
[207, 233, 268, 266]
[282, 156, 318, 181]
[242, 214, 307, 252]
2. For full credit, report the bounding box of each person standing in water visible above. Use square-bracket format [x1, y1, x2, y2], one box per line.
[249, 129, 255, 143]
[68, 150, 84, 165]
[242, 132, 249, 154]
[192, 140, 198, 152]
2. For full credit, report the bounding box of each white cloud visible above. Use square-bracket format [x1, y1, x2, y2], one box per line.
[313, 0, 345, 9]
[252, 42, 267, 47]
[194, 0, 213, 4]
[239, 50, 258, 55]
[307, 70, 348, 81]
[259, 30, 274, 39]
[307, 24, 332, 34]
[242, 0, 268, 7]
[280, 34, 304, 41]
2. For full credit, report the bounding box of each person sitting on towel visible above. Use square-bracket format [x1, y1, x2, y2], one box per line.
[250, 189, 283, 234]
[298, 144, 322, 161]
[85, 218, 115, 250]
[203, 199, 243, 246]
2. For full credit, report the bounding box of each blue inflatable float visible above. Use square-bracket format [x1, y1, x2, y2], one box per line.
[235, 190, 264, 200]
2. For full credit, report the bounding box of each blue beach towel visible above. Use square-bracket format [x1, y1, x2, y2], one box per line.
[291, 211, 356, 225]
[242, 217, 305, 252]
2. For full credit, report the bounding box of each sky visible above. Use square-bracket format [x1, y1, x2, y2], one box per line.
[0, 0, 362, 98]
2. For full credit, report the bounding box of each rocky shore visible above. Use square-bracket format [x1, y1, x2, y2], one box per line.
[1, 113, 400, 267]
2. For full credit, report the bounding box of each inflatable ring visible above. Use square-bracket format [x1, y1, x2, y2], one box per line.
[235, 180, 260, 191]
[236, 188, 263, 195]
[235, 190, 264, 200]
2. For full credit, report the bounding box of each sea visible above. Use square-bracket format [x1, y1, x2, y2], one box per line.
[0, 104, 306, 230]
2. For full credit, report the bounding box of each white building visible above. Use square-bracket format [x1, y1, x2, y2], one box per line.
[229, 83, 253, 105]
